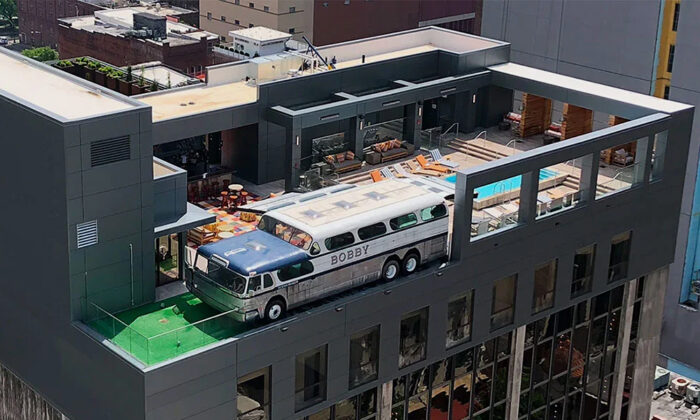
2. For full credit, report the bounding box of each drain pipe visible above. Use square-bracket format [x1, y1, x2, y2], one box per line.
[129, 243, 134, 306]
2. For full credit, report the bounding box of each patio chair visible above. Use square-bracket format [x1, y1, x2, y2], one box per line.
[393, 163, 411, 177]
[380, 167, 395, 179]
[416, 154, 451, 174]
[370, 170, 384, 183]
[429, 149, 460, 168]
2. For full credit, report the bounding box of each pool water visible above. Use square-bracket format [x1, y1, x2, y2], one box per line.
[445, 168, 558, 199]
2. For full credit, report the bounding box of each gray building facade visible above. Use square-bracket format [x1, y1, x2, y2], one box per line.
[0, 26, 694, 420]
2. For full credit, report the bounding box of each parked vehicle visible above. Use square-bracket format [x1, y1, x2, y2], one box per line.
[186, 179, 450, 322]
[0, 37, 9, 46]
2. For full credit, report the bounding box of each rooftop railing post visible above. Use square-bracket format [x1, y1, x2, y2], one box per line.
[450, 172, 472, 263]
[579, 153, 599, 203]
[634, 134, 653, 185]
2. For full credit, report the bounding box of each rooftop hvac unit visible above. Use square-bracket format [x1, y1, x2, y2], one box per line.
[654, 366, 671, 390]
[686, 383, 700, 404]
[671, 377, 690, 397]
[691, 280, 700, 295]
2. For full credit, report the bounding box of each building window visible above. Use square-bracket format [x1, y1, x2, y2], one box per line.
[206, 12, 212, 20]
[308, 389, 376, 419]
[237, 367, 270, 420]
[295, 345, 327, 411]
[399, 308, 428, 368]
[672, 3, 680, 31]
[491, 274, 516, 330]
[278, 261, 314, 281]
[572, 245, 595, 298]
[234, 0, 239, 4]
[264, 5, 269, 11]
[249, 2, 254, 7]
[608, 231, 632, 282]
[289, 28, 295, 34]
[664, 85, 670, 99]
[667, 44, 675, 73]
[249, 23, 254, 28]
[289, 6, 296, 12]
[446, 291, 474, 348]
[533, 259, 557, 313]
[235, 19, 240, 25]
[221, 15, 226, 22]
[349, 326, 380, 389]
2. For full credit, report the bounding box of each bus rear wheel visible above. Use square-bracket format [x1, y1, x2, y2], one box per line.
[265, 298, 286, 322]
[382, 259, 401, 281]
[402, 252, 420, 274]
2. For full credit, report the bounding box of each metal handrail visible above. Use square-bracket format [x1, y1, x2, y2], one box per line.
[504, 139, 518, 156]
[440, 122, 460, 145]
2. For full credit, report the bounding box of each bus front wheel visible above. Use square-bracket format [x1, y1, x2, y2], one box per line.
[382, 259, 401, 281]
[265, 298, 286, 322]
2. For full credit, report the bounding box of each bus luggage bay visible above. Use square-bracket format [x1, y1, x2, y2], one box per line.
[185, 180, 450, 322]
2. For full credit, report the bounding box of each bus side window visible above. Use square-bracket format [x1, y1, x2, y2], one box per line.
[264, 274, 274, 288]
[247, 275, 262, 294]
[325, 232, 355, 251]
[390, 213, 418, 230]
[278, 260, 315, 281]
[358, 222, 387, 240]
[420, 204, 447, 221]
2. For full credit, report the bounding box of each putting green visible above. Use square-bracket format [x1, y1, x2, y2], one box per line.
[89, 293, 246, 365]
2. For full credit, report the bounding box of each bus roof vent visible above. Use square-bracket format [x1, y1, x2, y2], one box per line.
[364, 191, 387, 201]
[333, 200, 355, 210]
[302, 209, 323, 219]
[245, 241, 267, 252]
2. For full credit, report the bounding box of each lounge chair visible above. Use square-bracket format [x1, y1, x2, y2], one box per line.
[370, 170, 384, 183]
[416, 154, 451, 174]
[393, 163, 411, 177]
[380, 167, 395, 179]
[429, 149, 460, 168]
[406, 160, 442, 177]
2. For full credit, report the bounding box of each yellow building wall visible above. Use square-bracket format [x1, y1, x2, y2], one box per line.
[654, 0, 680, 98]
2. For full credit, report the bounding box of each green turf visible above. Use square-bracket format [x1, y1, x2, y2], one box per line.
[89, 293, 247, 365]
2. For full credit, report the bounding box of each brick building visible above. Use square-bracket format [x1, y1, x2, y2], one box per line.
[58, 7, 221, 75]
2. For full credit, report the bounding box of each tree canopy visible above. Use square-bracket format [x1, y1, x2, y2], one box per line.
[0, 0, 17, 28]
[21, 46, 59, 62]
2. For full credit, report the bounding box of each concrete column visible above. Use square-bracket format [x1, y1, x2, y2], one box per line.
[350, 116, 364, 159]
[403, 102, 421, 145]
[517, 171, 540, 223]
[609, 279, 638, 419]
[506, 325, 526, 420]
[285, 123, 302, 191]
[177, 231, 186, 280]
[629, 267, 669, 419]
[579, 152, 600, 203]
[379, 381, 393, 420]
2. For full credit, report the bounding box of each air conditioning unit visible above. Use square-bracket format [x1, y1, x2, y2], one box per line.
[691, 280, 700, 296]
[685, 383, 700, 404]
[654, 367, 671, 390]
[671, 377, 690, 397]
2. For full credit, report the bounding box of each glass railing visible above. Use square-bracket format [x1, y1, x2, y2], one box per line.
[88, 300, 240, 366]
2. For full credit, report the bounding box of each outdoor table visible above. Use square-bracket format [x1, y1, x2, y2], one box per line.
[217, 224, 234, 232]
[228, 184, 244, 193]
[217, 232, 234, 239]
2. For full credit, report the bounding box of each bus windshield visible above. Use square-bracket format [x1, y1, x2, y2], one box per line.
[257, 215, 313, 250]
[195, 255, 247, 295]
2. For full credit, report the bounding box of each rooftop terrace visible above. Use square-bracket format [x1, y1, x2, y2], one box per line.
[0, 51, 135, 120]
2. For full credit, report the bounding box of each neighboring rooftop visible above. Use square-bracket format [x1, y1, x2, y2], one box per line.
[0, 50, 134, 120]
[230, 26, 293, 42]
[59, 6, 218, 47]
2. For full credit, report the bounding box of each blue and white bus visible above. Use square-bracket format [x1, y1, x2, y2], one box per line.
[185, 179, 450, 322]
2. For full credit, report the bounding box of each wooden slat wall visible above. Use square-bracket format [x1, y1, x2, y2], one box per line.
[561, 104, 594, 140]
[519, 93, 552, 138]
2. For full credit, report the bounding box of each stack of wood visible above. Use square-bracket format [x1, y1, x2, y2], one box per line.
[600, 116, 636, 165]
[519, 93, 552, 137]
[561, 104, 593, 140]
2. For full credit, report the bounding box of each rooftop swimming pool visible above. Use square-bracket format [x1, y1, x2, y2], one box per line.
[445, 168, 558, 199]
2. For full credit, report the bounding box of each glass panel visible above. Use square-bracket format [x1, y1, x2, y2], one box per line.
[533, 259, 557, 313]
[497, 333, 512, 360]
[335, 397, 357, 420]
[420, 204, 447, 221]
[477, 339, 495, 369]
[408, 367, 429, 397]
[446, 291, 474, 348]
[393, 376, 406, 404]
[519, 391, 529, 417]
[454, 348, 474, 377]
[550, 373, 567, 403]
[608, 231, 632, 282]
[522, 347, 533, 391]
[358, 222, 387, 240]
[430, 383, 451, 420]
[571, 245, 595, 298]
[491, 274, 517, 330]
[536, 163, 585, 218]
[534, 339, 552, 385]
[156, 233, 180, 286]
[494, 359, 509, 403]
[451, 373, 472, 420]
[575, 300, 591, 325]
[359, 388, 377, 418]
[650, 131, 667, 181]
[536, 315, 555, 342]
[237, 367, 270, 420]
[597, 138, 643, 199]
[610, 286, 624, 310]
[431, 359, 452, 388]
[325, 232, 355, 251]
[349, 326, 380, 389]
[407, 392, 427, 420]
[565, 391, 582, 420]
[473, 365, 493, 413]
[390, 213, 418, 230]
[492, 403, 506, 420]
[569, 326, 588, 393]
[400, 308, 429, 368]
[593, 291, 610, 319]
[553, 332, 571, 377]
[549, 399, 565, 420]
[295, 345, 327, 411]
[392, 404, 405, 420]
[556, 307, 574, 334]
[308, 406, 332, 420]
[531, 384, 547, 412]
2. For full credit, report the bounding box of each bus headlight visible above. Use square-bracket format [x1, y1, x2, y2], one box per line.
[244, 310, 259, 321]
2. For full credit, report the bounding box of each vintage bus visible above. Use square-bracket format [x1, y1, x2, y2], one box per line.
[185, 179, 450, 322]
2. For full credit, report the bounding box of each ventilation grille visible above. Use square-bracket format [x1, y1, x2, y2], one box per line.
[77, 220, 99, 249]
[90, 136, 130, 167]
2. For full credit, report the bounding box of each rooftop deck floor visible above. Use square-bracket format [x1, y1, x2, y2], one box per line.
[89, 293, 249, 365]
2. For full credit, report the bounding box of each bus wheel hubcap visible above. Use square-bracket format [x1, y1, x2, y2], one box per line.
[406, 258, 417, 272]
[386, 265, 397, 279]
[269, 306, 281, 319]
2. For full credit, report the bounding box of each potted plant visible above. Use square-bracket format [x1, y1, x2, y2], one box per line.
[106, 69, 124, 91]
[96, 65, 111, 86]
[72, 57, 89, 78]
[85, 59, 99, 82]
[119, 66, 133, 95]
[131, 66, 148, 95]
[53, 59, 76, 75]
